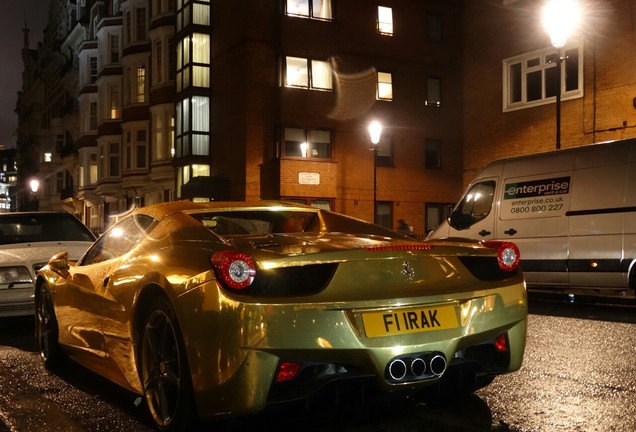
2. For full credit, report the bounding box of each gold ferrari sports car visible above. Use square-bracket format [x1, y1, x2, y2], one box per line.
[35, 201, 527, 430]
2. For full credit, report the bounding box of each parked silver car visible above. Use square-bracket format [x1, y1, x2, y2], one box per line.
[0, 212, 95, 317]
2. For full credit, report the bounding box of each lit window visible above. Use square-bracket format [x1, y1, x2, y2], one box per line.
[109, 85, 120, 119]
[283, 127, 332, 159]
[285, 0, 333, 20]
[136, 66, 146, 103]
[503, 45, 582, 112]
[44, 153, 52, 162]
[192, 33, 210, 87]
[377, 72, 393, 100]
[89, 153, 98, 184]
[285, 56, 332, 90]
[377, 6, 393, 35]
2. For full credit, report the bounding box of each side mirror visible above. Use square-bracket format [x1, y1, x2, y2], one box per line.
[449, 209, 474, 231]
[48, 251, 71, 279]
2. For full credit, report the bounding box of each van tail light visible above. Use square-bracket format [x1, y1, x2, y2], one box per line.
[211, 251, 256, 290]
[482, 241, 520, 272]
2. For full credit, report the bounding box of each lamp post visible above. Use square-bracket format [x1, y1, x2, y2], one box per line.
[368, 120, 383, 224]
[542, 0, 581, 150]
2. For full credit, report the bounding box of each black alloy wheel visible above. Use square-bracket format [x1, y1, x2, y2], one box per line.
[140, 297, 194, 431]
[36, 288, 65, 368]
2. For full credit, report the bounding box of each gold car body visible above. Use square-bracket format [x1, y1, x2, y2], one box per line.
[37, 201, 527, 421]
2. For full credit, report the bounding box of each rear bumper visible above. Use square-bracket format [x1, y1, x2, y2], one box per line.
[177, 280, 527, 420]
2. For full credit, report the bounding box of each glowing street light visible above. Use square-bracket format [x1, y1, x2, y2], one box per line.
[368, 120, 383, 145]
[29, 179, 40, 193]
[28, 178, 40, 211]
[541, 0, 582, 149]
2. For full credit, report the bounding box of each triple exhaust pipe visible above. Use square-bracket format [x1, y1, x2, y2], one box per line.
[386, 352, 447, 383]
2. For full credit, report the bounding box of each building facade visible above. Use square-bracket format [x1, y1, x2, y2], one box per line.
[462, 0, 636, 186]
[16, 0, 465, 235]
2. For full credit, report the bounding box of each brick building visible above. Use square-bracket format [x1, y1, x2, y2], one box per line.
[462, 0, 636, 185]
[16, 0, 464, 235]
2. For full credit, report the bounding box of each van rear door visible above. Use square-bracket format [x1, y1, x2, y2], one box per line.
[567, 144, 629, 288]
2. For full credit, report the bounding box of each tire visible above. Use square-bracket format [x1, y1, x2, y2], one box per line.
[139, 296, 195, 431]
[36, 288, 66, 369]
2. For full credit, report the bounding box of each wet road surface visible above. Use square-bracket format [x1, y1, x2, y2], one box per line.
[0, 293, 635, 431]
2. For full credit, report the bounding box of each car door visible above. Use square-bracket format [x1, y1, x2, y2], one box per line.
[56, 215, 154, 356]
[53, 244, 124, 356]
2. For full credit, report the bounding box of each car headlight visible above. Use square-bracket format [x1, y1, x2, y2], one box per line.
[0, 266, 34, 287]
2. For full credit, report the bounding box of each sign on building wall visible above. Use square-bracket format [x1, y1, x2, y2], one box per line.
[298, 172, 320, 185]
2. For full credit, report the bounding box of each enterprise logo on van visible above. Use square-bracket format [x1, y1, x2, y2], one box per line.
[504, 176, 571, 199]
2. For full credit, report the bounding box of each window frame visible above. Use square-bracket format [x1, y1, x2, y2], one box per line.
[282, 127, 333, 160]
[502, 44, 583, 112]
[425, 76, 441, 107]
[375, 201, 392, 229]
[377, 71, 393, 101]
[424, 139, 442, 169]
[285, 0, 333, 21]
[425, 12, 443, 43]
[425, 202, 453, 234]
[284, 56, 333, 91]
[377, 6, 393, 36]
[375, 136, 393, 167]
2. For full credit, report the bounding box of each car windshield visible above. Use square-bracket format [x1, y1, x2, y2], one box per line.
[192, 210, 320, 236]
[0, 213, 95, 245]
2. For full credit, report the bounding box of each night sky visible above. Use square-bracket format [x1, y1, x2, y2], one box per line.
[0, 0, 49, 149]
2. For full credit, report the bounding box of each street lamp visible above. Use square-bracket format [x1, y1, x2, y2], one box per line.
[542, 0, 581, 150]
[29, 178, 40, 211]
[368, 120, 383, 224]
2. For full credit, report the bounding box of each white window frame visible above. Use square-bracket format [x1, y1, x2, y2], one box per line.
[123, 123, 149, 171]
[151, 105, 174, 161]
[502, 44, 583, 112]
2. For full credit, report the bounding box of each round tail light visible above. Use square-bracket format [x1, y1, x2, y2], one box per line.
[211, 251, 256, 290]
[482, 240, 520, 272]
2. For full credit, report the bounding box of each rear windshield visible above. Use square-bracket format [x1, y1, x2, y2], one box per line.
[190, 208, 403, 239]
[191, 210, 320, 236]
[0, 213, 96, 245]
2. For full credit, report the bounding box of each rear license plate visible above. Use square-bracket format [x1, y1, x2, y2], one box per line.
[362, 305, 458, 338]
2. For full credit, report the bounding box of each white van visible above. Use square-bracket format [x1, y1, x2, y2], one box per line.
[428, 138, 636, 292]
